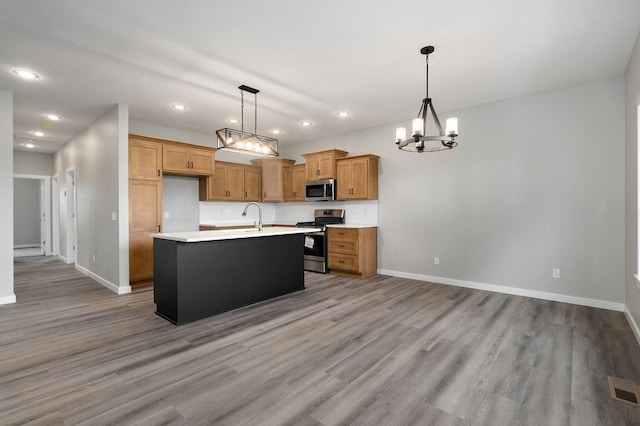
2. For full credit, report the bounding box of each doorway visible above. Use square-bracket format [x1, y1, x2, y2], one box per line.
[65, 167, 77, 264]
[13, 174, 52, 257]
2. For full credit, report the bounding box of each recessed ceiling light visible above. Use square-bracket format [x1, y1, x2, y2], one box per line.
[300, 121, 313, 127]
[46, 114, 61, 121]
[171, 103, 186, 111]
[12, 68, 40, 79]
[25, 143, 35, 149]
[337, 111, 351, 118]
[32, 131, 45, 137]
[270, 129, 283, 135]
[227, 118, 239, 124]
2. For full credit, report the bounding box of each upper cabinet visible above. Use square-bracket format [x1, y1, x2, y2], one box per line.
[283, 164, 306, 202]
[303, 149, 348, 181]
[129, 137, 162, 180]
[251, 158, 296, 202]
[162, 145, 215, 176]
[201, 162, 261, 202]
[336, 154, 379, 200]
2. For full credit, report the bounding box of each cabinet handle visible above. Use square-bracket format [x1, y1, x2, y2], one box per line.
[158, 225, 161, 232]
[157, 169, 160, 177]
[316, 170, 320, 176]
[245, 191, 248, 198]
[339, 260, 345, 264]
[264, 192, 267, 198]
[338, 244, 345, 248]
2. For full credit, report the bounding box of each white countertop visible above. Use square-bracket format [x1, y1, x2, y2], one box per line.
[326, 224, 378, 228]
[152, 226, 321, 243]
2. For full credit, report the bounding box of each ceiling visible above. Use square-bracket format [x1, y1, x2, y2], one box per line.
[2, 0, 640, 154]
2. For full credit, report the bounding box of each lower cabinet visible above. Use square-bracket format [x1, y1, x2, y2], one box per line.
[327, 226, 377, 278]
[129, 179, 162, 284]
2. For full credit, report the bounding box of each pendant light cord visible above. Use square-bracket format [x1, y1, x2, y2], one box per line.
[425, 53, 429, 101]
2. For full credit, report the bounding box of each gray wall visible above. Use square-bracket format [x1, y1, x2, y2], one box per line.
[13, 178, 40, 247]
[14, 151, 53, 175]
[625, 33, 640, 327]
[162, 176, 200, 232]
[281, 77, 626, 306]
[53, 104, 130, 293]
[0, 90, 14, 304]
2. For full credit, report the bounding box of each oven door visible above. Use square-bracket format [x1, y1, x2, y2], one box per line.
[303, 231, 327, 273]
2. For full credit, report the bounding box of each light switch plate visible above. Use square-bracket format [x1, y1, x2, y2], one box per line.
[111, 212, 117, 221]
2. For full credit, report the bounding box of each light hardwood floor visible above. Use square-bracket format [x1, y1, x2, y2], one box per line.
[3, 257, 640, 425]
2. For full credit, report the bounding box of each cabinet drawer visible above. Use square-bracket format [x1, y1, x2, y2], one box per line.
[328, 239, 357, 254]
[327, 227, 358, 241]
[328, 253, 359, 272]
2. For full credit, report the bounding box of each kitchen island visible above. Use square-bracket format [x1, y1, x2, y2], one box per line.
[152, 227, 319, 325]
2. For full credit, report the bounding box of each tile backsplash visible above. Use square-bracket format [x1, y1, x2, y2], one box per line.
[199, 200, 379, 227]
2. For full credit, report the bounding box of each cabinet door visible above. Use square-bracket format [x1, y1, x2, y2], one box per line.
[162, 145, 190, 173]
[129, 139, 162, 180]
[305, 156, 321, 181]
[336, 160, 353, 199]
[350, 158, 369, 199]
[244, 166, 261, 201]
[261, 162, 284, 202]
[207, 164, 229, 200]
[292, 166, 307, 201]
[226, 165, 245, 201]
[316, 155, 336, 180]
[283, 166, 296, 201]
[129, 179, 161, 282]
[190, 148, 215, 175]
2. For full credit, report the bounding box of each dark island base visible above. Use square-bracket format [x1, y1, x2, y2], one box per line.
[153, 233, 305, 325]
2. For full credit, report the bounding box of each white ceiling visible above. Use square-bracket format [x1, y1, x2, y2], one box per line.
[2, 0, 640, 154]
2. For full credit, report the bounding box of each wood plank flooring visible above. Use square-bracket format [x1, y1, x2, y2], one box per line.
[3, 257, 640, 425]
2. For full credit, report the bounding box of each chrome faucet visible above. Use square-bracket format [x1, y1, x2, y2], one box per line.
[241, 202, 263, 231]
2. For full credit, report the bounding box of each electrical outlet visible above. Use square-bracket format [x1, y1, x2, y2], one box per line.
[111, 212, 117, 221]
[164, 211, 170, 219]
[92, 254, 96, 262]
[434, 257, 440, 265]
[552, 268, 560, 279]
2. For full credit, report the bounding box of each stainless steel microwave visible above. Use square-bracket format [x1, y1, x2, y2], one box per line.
[305, 179, 335, 201]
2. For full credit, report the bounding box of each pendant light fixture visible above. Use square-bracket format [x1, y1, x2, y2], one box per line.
[395, 46, 459, 153]
[217, 85, 279, 157]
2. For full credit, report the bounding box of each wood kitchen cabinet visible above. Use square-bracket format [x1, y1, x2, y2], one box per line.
[327, 226, 377, 278]
[129, 137, 162, 180]
[251, 158, 295, 202]
[129, 179, 162, 283]
[336, 154, 379, 200]
[128, 134, 217, 286]
[303, 149, 348, 181]
[201, 162, 261, 201]
[283, 164, 306, 201]
[162, 144, 216, 175]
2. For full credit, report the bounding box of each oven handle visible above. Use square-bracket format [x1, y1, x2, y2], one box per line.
[305, 231, 325, 237]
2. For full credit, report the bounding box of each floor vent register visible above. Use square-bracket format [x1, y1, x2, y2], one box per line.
[608, 376, 640, 406]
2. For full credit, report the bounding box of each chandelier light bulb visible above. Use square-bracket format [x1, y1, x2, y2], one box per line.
[446, 117, 458, 137]
[412, 118, 424, 137]
[395, 127, 407, 143]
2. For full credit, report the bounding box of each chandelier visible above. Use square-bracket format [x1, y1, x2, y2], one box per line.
[217, 85, 279, 157]
[395, 46, 459, 153]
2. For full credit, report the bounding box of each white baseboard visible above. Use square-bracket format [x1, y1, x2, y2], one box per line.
[624, 307, 640, 347]
[0, 294, 16, 305]
[75, 264, 131, 295]
[378, 269, 625, 312]
[58, 255, 68, 263]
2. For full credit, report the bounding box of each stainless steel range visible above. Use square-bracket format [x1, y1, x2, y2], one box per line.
[296, 209, 345, 273]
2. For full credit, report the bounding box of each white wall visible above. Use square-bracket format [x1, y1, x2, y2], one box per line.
[53, 104, 130, 294]
[281, 77, 626, 308]
[14, 151, 53, 175]
[0, 90, 15, 304]
[625, 33, 640, 331]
